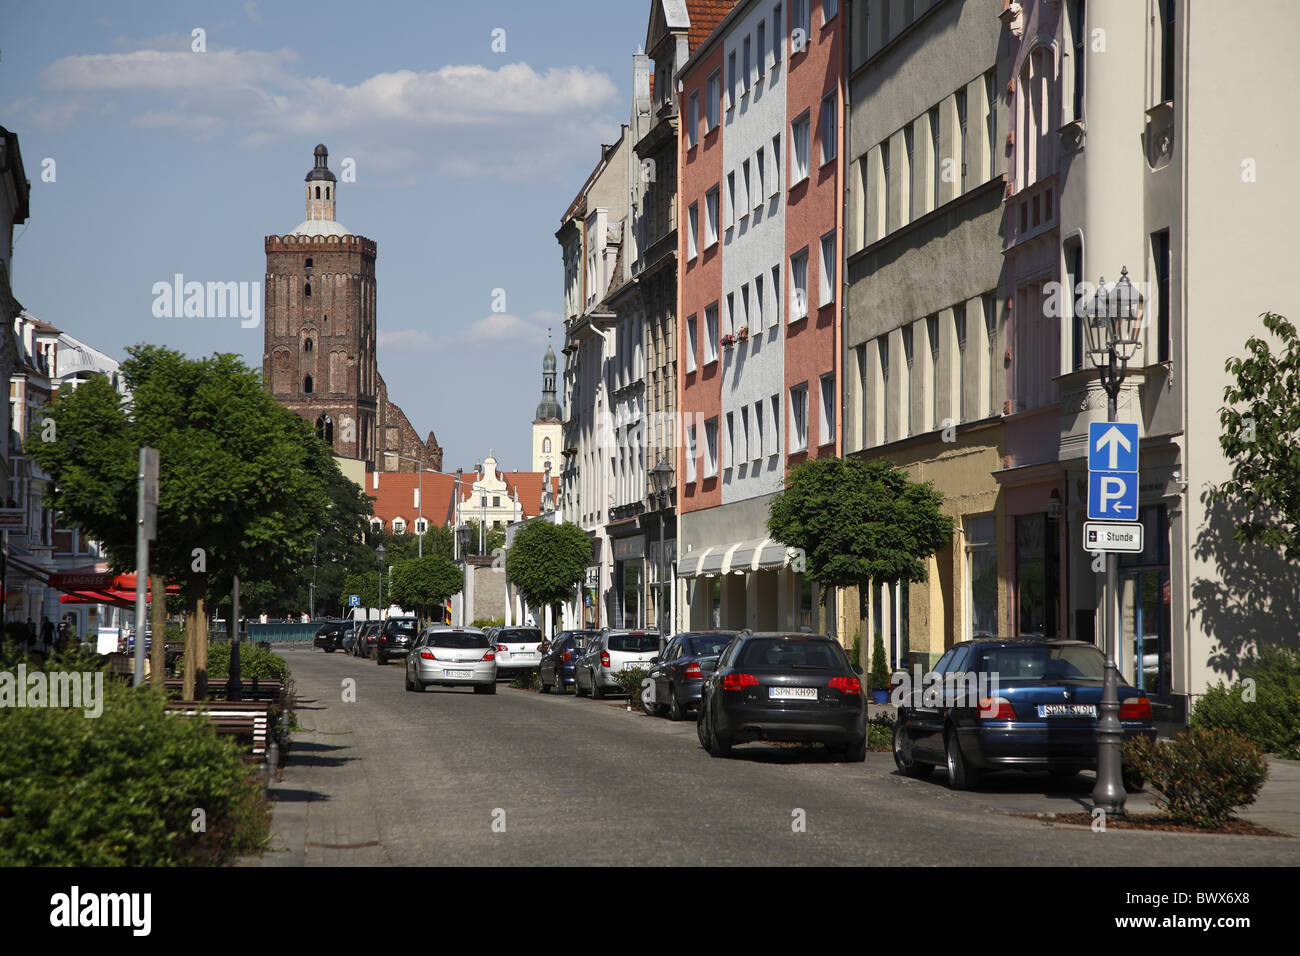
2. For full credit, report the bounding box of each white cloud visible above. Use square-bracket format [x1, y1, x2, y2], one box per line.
[378, 329, 437, 351]
[461, 313, 549, 345]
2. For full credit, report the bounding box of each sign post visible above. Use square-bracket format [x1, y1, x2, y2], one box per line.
[134, 447, 159, 687]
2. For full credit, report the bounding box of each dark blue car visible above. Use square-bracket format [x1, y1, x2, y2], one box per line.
[891, 638, 1156, 790]
[538, 630, 600, 694]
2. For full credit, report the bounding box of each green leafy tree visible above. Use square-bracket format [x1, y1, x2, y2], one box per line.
[340, 572, 379, 611]
[505, 521, 591, 637]
[389, 554, 463, 621]
[29, 346, 332, 697]
[463, 520, 507, 557]
[767, 457, 954, 606]
[1211, 312, 1300, 559]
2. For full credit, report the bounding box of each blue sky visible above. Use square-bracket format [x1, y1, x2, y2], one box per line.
[4, 0, 648, 472]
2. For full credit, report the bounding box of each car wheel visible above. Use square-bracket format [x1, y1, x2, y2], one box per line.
[404, 670, 413, 692]
[324, 646, 335, 653]
[944, 729, 977, 791]
[697, 707, 710, 751]
[539, 673, 552, 694]
[591, 673, 605, 700]
[376, 652, 386, 666]
[842, 735, 868, 763]
[892, 721, 935, 779]
[575, 671, 587, 697]
[667, 685, 684, 721]
[708, 709, 732, 758]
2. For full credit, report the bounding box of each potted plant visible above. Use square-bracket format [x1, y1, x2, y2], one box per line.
[869, 631, 890, 704]
[737, 324, 750, 343]
[720, 332, 736, 350]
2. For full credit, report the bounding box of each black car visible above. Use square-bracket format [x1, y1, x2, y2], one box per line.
[353, 621, 381, 658]
[538, 630, 600, 694]
[375, 616, 419, 665]
[697, 631, 866, 760]
[313, 620, 346, 652]
[891, 638, 1156, 790]
[645, 631, 738, 720]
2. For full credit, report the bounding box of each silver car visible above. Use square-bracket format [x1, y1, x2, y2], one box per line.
[575, 628, 661, 699]
[405, 626, 497, 694]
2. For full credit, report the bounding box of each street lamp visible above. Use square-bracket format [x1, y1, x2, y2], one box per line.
[455, 525, 472, 626]
[1084, 266, 1144, 815]
[375, 542, 387, 620]
[650, 458, 674, 637]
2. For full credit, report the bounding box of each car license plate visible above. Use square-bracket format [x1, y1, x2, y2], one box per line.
[445, 669, 472, 678]
[769, 687, 817, 700]
[1037, 704, 1097, 717]
[624, 661, 647, 671]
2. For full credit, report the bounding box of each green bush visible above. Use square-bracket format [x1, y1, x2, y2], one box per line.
[869, 632, 890, 692]
[1190, 645, 1300, 759]
[612, 666, 649, 701]
[509, 670, 538, 690]
[846, 631, 861, 670]
[472, 617, 505, 629]
[0, 649, 269, 865]
[866, 711, 895, 750]
[1123, 728, 1269, 829]
[200, 642, 288, 682]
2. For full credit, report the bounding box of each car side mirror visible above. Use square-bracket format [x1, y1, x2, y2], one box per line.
[650, 656, 659, 664]
[852, 664, 863, 675]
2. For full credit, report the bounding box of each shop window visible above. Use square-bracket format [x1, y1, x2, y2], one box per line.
[1015, 512, 1059, 637]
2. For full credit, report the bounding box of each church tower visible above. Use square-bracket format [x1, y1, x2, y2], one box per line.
[264, 144, 379, 466]
[532, 333, 563, 473]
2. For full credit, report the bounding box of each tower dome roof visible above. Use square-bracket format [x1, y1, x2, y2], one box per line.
[306, 143, 337, 183]
[542, 342, 557, 373]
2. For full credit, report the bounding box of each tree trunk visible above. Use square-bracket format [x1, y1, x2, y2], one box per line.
[149, 572, 167, 691]
[182, 575, 208, 699]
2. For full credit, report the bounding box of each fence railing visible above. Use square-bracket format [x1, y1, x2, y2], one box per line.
[209, 622, 327, 645]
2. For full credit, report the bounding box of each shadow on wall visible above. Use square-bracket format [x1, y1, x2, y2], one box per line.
[1191, 487, 1300, 680]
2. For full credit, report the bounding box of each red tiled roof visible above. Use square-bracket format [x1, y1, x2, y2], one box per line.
[687, 0, 738, 51]
[366, 470, 561, 529]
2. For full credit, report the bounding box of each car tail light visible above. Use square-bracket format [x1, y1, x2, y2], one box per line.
[482, 649, 496, 661]
[978, 696, 1017, 720]
[420, 651, 435, 660]
[536, 644, 545, 652]
[497, 644, 508, 652]
[562, 650, 574, 663]
[684, 662, 702, 679]
[828, 676, 861, 695]
[600, 650, 610, 668]
[722, 673, 759, 692]
[1119, 696, 1152, 720]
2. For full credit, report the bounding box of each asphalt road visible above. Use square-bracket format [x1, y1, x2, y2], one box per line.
[253, 646, 1300, 866]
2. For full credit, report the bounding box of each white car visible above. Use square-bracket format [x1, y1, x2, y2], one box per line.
[576, 629, 661, 699]
[491, 626, 545, 678]
[406, 626, 497, 694]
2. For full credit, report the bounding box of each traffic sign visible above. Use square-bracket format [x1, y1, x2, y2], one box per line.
[1085, 521, 1144, 554]
[1087, 422, 1140, 521]
[349, 594, 360, 607]
[1088, 422, 1138, 473]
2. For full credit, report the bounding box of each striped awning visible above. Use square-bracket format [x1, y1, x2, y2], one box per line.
[677, 538, 795, 577]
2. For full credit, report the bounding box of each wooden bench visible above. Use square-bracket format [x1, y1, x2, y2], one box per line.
[165, 700, 272, 763]
[163, 678, 285, 704]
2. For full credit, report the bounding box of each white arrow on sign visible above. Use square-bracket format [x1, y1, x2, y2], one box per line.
[1094, 425, 1133, 470]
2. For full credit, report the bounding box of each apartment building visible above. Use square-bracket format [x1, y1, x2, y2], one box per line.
[677, 0, 843, 632]
[843, 0, 1007, 668]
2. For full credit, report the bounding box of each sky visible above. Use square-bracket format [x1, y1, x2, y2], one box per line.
[3, 0, 649, 473]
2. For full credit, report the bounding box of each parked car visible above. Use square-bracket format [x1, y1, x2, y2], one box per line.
[352, 621, 381, 658]
[645, 631, 738, 720]
[697, 631, 867, 760]
[538, 630, 600, 694]
[313, 620, 346, 652]
[890, 637, 1156, 790]
[405, 626, 497, 694]
[491, 626, 544, 678]
[339, 625, 357, 655]
[375, 616, 419, 665]
[575, 628, 661, 699]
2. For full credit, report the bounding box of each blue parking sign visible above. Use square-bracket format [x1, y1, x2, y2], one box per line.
[1088, 471, 1138, 521]
[1088, 422, 1138, 473]
[349, 594, 360, 607]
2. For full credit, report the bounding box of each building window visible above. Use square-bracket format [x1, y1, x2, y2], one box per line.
[743, 36, 752, 92]
[985, 69, 998, 182]
[955, 303, 967, 423]
[740, 284, 750, 333]
[1160, 0, 1175, 103]
[686, 315, 698, 373]
[819, 372, 835, 446]
[790, 383, 809, 452]
[770, 134, 782, 196]
[1016, 512, 1060, 637]
[985, 293, 998, 416]
[687, 202, 698, 259]
[704, 418, 719, 477]
[705, 304, 719, 363]
[726, 172, 736, 229]
[965, 514, 998, 638]
[753, 399, 765, 460]
[820, 93, 837, 165]
[705, 187, 720, 246]
[904, 124, 914, 223]
[304, 337, 313, 352]
[753, 273, 765, 330]
[928, 106, 941, 211]
[880, 337, 890, 441]
[707, 71, 721, 129]
[823, 0, 838, 23]
[880, 138, 892, 232]
[304, 282, 312, 297]
[927, 314, 940, 429]
[956, 87, 968, 192]
[771, 393, 782, 455]
[393, 518, 406, 534]
[791, 111, 811, 185]
[686, 424, 698, 483]
[741, 160, 751, 218]
[793, 0, 810, 47]
[724, 412, 735, 470]
[543, 437, 551, 453]
[689, 91, 700, 147]
[303, 375, 313, 394]
[818, 232, 835, 307]
[790, 248, 809, 321]
[774, 3, 784, 65]
[728, 52, 737, 110]
[755, 147, 766, 204]
[1070, 0, 1086, 121]
[726, 292, 735, 336]
[772, 264, 782, 323]
[1065, 239, 1084, 370]
[305, 257, 313, 268]
[757, 21, 767, 78]
[1152, 230, 1171, 363]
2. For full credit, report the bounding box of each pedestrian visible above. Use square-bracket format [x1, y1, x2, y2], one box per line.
[57, 616, 72, 653]
[40, 616, 54, 653]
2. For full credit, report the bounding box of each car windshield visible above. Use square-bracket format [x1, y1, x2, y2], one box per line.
[685, 636, 730, 657]
[976, 645, 1105, 681]
[389, 620, 417, 633]
[608, 633, 658, 652]
[498, 629, 541, 643]
[737, 638, 842, 670]
[431, 632, 489, 649]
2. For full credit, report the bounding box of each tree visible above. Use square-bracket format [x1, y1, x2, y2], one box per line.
[340, 572, 379, 611]
[29, 346, 332, 697]
[463, 520, 506, 558]
[389, 554, 462, 622]
[505, 521, 591, 636]
[1211, 312, 1300, 560]
[767, 457, 954, 603]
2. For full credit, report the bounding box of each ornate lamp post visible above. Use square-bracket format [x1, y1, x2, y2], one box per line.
[456, 525, 472, 626]
[375, 543, 387, 621]
[1083, 266, 1143, 815]
[649, 458, 674, 637]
